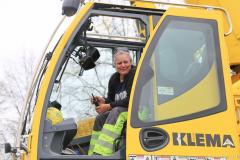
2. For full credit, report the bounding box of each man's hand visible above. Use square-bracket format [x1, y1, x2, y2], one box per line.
[90, 96, 105, 105]
[96, 104, 111, 114]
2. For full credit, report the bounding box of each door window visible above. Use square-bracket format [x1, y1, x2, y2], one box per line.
[131, 16, 226, 127]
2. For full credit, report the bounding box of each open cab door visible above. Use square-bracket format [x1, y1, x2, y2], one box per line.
[127, 6, 240, 159]
[18, 2, 167, 160]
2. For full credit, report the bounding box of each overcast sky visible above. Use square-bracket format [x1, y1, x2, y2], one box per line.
[0, 0, 63, 71]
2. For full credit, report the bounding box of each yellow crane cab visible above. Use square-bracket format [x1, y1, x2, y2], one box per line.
[5, 0, 240, 159]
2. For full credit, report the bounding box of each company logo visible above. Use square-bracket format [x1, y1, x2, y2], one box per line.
[173, 132, 235, 148]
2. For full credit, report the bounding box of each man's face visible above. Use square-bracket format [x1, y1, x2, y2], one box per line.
[115, 53, 132, 77]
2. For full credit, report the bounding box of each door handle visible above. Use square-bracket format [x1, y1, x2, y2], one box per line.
[143, 131, 165, 144]
[140, 127, 169, 151]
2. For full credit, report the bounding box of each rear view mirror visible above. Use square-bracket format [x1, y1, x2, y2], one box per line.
[79, 46, 100, 70]
[87, 46, 100, 62]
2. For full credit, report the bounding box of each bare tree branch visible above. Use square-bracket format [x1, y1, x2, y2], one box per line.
[0, 51, 36, 157]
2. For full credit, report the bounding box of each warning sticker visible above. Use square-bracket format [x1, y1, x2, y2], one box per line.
[128, 155, 226, 160]
[144, 156, 152, 160]
[129, 155, 137, 160]
[158, 86, 174, 95]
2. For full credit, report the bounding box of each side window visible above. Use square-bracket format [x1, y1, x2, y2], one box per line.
[48, 15, 141, 121]
[49, 48, 115, 120]
[132, 16, 226, 126]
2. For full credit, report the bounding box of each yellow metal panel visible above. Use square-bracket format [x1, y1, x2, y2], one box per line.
[232, 80, 240, 96]
[29, 2, 94, 159]
[149, 15, 154, 34]
[185, 0, 240, 65]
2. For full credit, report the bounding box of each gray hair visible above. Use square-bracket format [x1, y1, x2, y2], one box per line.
[113, 47, 132, 64]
